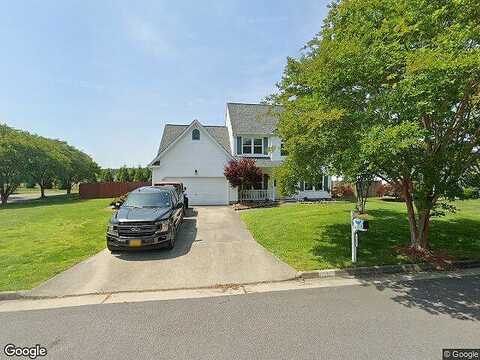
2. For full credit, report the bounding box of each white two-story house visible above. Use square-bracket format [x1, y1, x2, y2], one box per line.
[149, 102, 331, 205]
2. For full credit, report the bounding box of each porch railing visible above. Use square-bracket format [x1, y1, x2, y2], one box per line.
[239, 189, 274, 202]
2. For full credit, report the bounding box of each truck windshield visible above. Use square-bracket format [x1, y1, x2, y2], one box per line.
[123, 192, 172, 208]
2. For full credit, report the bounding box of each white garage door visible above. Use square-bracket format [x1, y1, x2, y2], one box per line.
[164, 177, 229, 205]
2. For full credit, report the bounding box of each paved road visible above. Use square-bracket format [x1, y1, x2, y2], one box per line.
[2, 275, 479, 359]
[30, 207, 296, 297]
[7, 191, 68, 203]
[6, 193, 42, 203]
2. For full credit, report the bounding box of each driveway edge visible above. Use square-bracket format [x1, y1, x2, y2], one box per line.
[298, 260, 480, 279]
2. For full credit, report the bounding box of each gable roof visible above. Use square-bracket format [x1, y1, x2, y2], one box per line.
[227, 103, 283, 135]
[156, 122, 231, 155]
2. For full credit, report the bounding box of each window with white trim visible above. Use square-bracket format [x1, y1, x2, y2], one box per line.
[242, 138, 252, 153]
[241, 137, 265, 155]
[253, 138, 263, 154]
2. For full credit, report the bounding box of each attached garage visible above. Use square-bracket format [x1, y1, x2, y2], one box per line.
[163, 177, 229, 205]
[150, 120, 236, 206]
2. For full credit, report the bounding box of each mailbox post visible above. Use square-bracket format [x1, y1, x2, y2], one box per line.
[351, 211, 368, 263]
[351, 211, 358, 263]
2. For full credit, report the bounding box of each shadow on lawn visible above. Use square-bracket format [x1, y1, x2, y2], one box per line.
[311, 207, 480, 268]
[311, 206, 480, 320]
[310, 208, 412, 268]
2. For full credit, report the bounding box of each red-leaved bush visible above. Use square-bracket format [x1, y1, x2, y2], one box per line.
[376, 183, 387, 197]
[224, 159, 262, 188]
[331, 183, 355, 199]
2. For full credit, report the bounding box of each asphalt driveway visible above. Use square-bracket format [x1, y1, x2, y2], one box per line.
[30, 207, 297, 297]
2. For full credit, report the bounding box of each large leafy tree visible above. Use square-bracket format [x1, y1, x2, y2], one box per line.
[132, 166, 152, 182]
[56, 141, 100, 193]
[100, 168, 115, 182]
[141, 167, 152, 182]
[274, 0, 480, 250]
[116, 166, 131, 182]
[27, 136, 68, 198]
[0, 124, 31, 204]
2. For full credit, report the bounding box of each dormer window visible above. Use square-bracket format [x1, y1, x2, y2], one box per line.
[192, 129, 200, 140]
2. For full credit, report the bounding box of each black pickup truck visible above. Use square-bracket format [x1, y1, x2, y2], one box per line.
[106, 186, 184, 252]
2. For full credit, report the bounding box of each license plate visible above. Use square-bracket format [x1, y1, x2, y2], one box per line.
[129, 239, 142, 247]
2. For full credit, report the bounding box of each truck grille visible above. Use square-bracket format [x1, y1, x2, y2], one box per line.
[117, 222, 157, 237]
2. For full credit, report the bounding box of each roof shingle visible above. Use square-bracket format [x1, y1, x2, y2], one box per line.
[227, 103, 283, 135]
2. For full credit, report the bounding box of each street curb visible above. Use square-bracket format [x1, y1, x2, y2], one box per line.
[298, 260, 480, 279]
[0, 291, 29, 301]
[2, 261, 479, 301]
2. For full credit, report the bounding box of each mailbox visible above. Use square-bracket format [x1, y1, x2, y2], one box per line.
[351, 211, 369, 263]
[353, 218, 369, 232]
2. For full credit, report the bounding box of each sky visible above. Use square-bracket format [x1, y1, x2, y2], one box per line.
[0, 0, 330, 168]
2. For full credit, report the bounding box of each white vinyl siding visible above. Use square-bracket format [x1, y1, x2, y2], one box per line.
[295, 176, 332, 200]
[152, 124, 233, 205]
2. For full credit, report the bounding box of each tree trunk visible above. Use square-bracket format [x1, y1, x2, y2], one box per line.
[417, 209, 431, 250]
[1, 184, 18, 205]
[401, 179, 420, 249]
[66, 187, 71, 195]
[401, 178, 434, 250]
[355, 178, 371, 214]
[40, 184, 46, 198]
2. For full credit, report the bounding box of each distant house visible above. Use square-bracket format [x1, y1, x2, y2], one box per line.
[149, 103, 331, 205]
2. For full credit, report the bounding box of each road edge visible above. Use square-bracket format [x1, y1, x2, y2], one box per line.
[2, 260, 479, 301]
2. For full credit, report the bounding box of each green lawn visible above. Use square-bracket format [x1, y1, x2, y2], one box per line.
[0, 195, 112, 291]
[240, 198, 480, 271]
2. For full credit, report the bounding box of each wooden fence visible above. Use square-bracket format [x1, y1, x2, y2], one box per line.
[79, 182, 151, 199]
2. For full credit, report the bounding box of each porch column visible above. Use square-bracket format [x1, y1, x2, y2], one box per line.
[272, 179, 276, 201]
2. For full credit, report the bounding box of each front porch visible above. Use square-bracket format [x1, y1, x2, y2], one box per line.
[239, 189, 276, 202]
[238, 166, 278, 202]
[237, 166, 332, 202]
